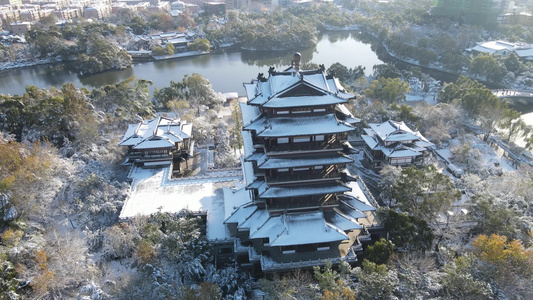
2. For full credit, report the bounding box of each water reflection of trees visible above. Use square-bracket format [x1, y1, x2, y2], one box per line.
[326, 31, 352, 44]
[240, 45, 317, 69]
[78, 66, 134, 88]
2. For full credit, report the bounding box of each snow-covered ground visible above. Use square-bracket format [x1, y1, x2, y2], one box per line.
[436, 137, 516, 173]
[121, 164, 242, 242]
[121, 165, 241, 218]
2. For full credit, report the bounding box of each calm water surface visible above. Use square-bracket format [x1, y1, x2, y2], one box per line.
[0, 32, 381, 96]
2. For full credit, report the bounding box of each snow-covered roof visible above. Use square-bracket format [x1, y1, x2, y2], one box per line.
[133, 137, 174, 150]
[364, 120, 433, 158]
[119, 116, 192, 150]
[245, 68, 355, 107]
[515, 47, 533, 59]
[240, 205, 350, 247]
[335, 104, 359, 122]
[324, 209, 363, 231]
[302, 73, 329, 90]
[260, 181, 350, 198]
[258, 153, 353, 169]
[340, 202, 366, 219]
[223, 187, 251, 221]
[385, 148, 422, 158]
[249, 214, 284, 239]
[468, 40, 518, 54]
[166, 37, 188, 44]
[239, 102, 261, 126]
[269, 211, 348, 246]
[242, 161, 256, 187]
[241, 130, 254, 158]
[270, 73, 301, 95]
[245, 114, 354, 138]
[343, 180, 376, 211]
[327, 78, 355, 99]
[238, 209, 269, 231]
[244, 82, 257, 101]
[362, 135, 378, 150]
[368, 120, 418, 143]
[247, 81, 271, 105]
[224, 202, 256, 224]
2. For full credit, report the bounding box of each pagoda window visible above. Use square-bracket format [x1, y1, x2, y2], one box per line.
[276, 110, 289, 115]
[314, 165, 324, 170]
[278, 168, 289, 173]
[314, 108, 326, 112]
[218, 247, 232, 254]
[390, 157, 412, 165]
[293, 109, 311, 114]
[293, 136, 311, 143]
[262, 237, 270, 246]
[293, 167, 309, 172]
[281, 246, 296, 254]
[296, 244, 317, 252]
[316, 242, 330, 251]
[278, 137, 289, 144]
[315, 135, 325, 142]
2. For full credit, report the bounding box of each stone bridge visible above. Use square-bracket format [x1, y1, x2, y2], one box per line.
[492, 89, 533, 106]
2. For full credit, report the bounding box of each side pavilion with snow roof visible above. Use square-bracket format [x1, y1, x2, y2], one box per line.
[119, 116, 195, 174]
[220, 55, 382, 274]
[362, 120, 434, 169]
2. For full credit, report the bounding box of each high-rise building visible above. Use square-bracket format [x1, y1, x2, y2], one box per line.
[432, 0, 505, 26]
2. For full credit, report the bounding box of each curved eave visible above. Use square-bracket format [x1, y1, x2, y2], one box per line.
[262, 94, 347, 109]
[260, 181, 350, 198]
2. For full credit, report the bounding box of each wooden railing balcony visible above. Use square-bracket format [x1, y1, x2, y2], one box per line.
[266, 196, 339, 212]
[260, 248, 357, 271]
[266, 169, 342, 185]
[266, 140, 344, 153]
[136, 153, 173, 161]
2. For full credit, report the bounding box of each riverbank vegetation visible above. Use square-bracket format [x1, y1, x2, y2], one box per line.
[23, 22, 131, 74]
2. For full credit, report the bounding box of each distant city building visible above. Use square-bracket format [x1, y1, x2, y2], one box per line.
[203, 1, 225, 15]
[170, 0, 185, 10]
[116, 0, 162, 7]
[9, 21, 31, 34]
[432, 0, 504, 26]
[499, 11, 533, 25]
[54, 7, 82, 20]
[362, 120, 434, 169]
[0, 0, 22, 5]
[83, 2, 111, 19]
[0, 7, 20, 24]
[19, 9, 40, 22]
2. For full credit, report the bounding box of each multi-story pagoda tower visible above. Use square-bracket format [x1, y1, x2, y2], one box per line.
[223, 54, 379, 273]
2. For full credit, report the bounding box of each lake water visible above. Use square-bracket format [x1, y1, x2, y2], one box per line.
[0, 32, 382, 96]
[1, 31, 532, 127]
